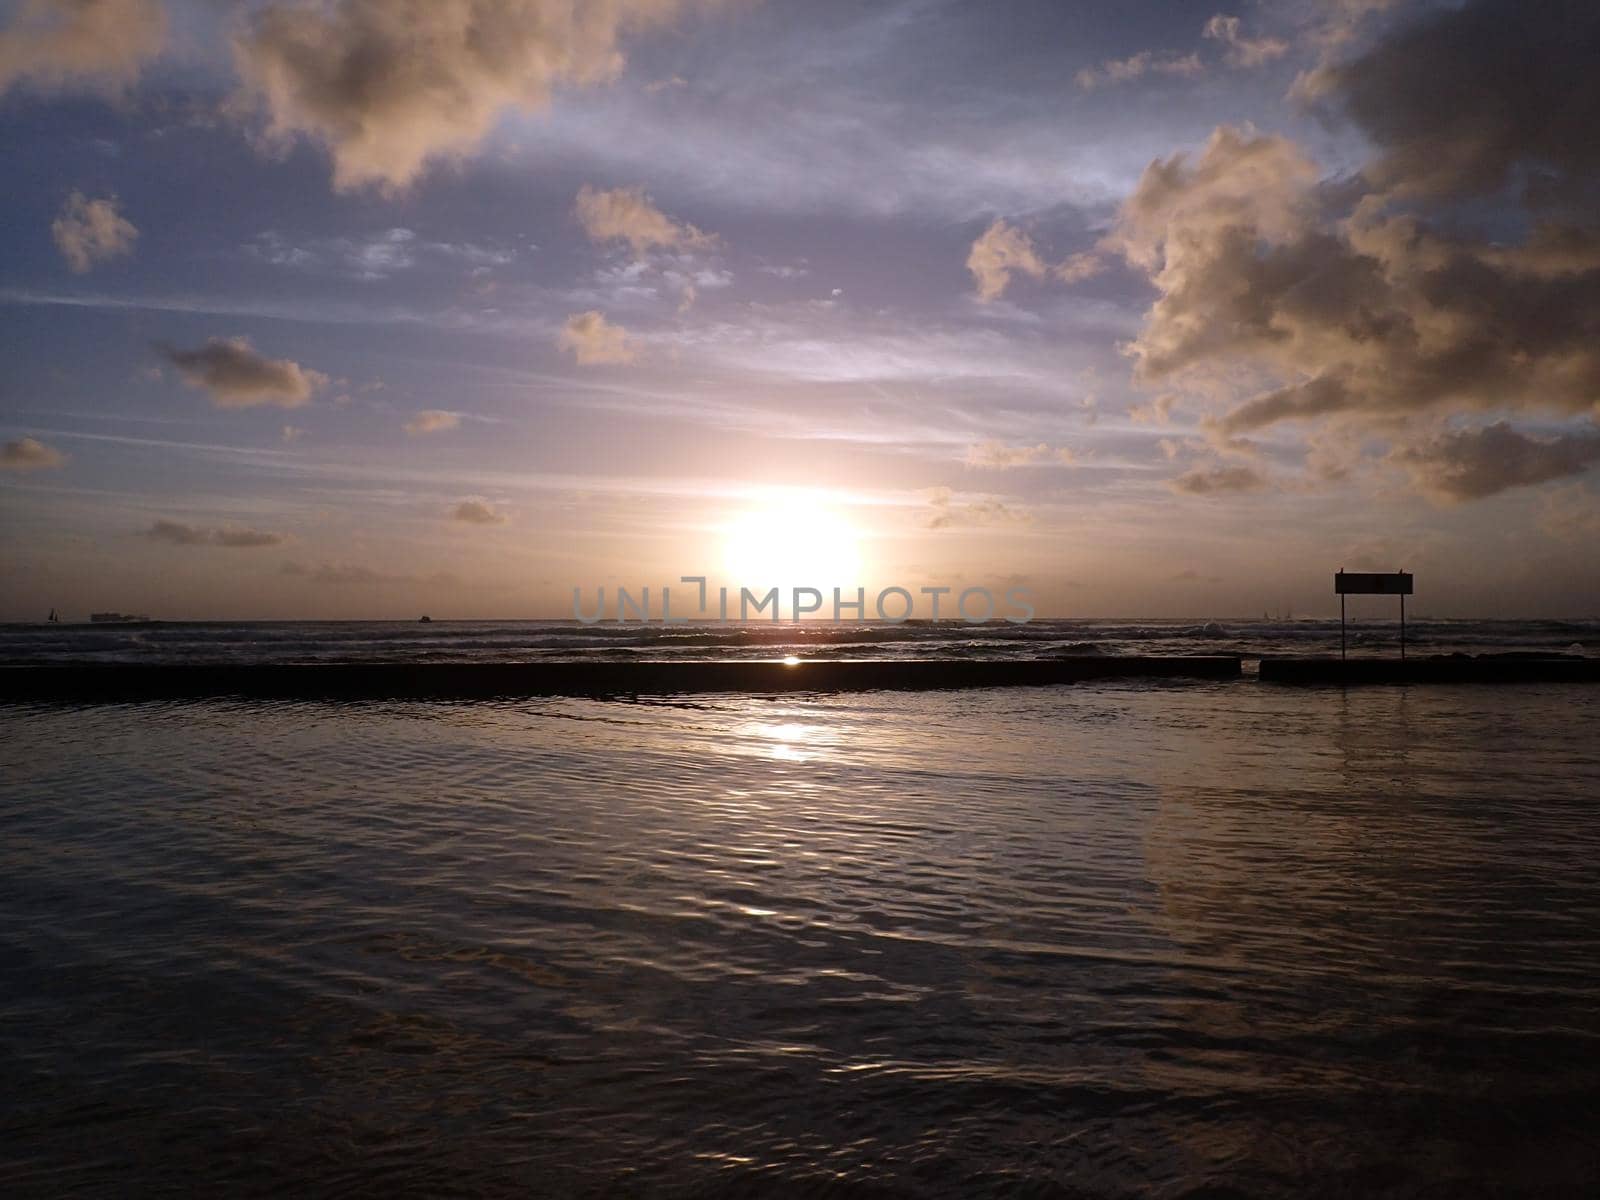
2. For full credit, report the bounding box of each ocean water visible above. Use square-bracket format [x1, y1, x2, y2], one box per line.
[1, 616, 1597, 666]
[3, 677, 1599, 1197]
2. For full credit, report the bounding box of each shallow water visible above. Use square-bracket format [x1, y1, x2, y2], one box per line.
[3, 683, 1599, 1196]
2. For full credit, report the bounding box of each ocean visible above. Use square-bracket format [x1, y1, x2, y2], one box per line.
[2, 616, 1596, 666]
[2, 621, 1599, 1196]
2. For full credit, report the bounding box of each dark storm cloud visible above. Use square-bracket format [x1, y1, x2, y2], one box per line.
[1392, 422, 1600, 503]
[1302, 0, 1600, 205]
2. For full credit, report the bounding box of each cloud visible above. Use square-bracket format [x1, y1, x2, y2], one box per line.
[1298, 0, 1600, 204]
[404, 409, 461, 435]
[1107, 124, 1317, 276]
[1340, 535, 1425, 573]
[964, 441, 1076, 469]
[231, 0, 725, 192]
[1, 436, 67, 470]
[1392, 422, 1600, 503]
[0, 0, 166, 95]
[966, 219, 1102, 302]
[143, 519, 287, 548]
[967, 221, 1046, 302]
[51, 192, 137, 272]
[1075, 50, 1203, 91]
[559, 310, 634, 364]
[1107, 113, 1600, 493]
[1311, 0, 1402, 50]
[161, 337, 328, 408]
[281, 424, 307, 443]
[1054, 252, 1104, 285]
[1129, 394, 1179, 426]
[452, 498, 508, 524]
[1538, 484, 1600, 542]
[281, 560, 458, 586]
[921, 485, 1031, 529]
[1202, 15, 1288, 68]
[246, 227, 514, 279]
[574, 184, 712, 257]
[1169, 463, 1268, 496]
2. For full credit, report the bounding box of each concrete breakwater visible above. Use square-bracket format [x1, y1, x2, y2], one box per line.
[0, 656, 1244, 702]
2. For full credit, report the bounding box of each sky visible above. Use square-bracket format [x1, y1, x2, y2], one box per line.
[2, 0, 1598, 620]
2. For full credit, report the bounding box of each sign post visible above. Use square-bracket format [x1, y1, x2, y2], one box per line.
[1334, 570, 1413, 660]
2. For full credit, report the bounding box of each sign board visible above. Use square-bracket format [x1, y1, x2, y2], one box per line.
[1335, 571, 1412, 596]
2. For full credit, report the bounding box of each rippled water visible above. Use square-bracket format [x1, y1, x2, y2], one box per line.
[3, 616, 1596, 666]
[4, 684, 1600, 1196]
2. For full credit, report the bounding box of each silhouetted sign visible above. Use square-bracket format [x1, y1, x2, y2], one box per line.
[1335, 571, 1412, 596]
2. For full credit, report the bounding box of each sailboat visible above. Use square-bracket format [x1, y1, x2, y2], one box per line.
[47, 608, 59, 623]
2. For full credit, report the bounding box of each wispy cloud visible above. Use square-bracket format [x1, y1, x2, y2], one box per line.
[1075, 49, 1202, 91]
[404, 410, 462, 436]
[246, 227, 514, 280]
[1202, 15, 1288, 68]
[281, 560, 458, 586]
[965, 441, 1077, 469]
[921, 485, 1032, 529]
[143, 519, 287, 548]
[1169, 463, 1267, 496]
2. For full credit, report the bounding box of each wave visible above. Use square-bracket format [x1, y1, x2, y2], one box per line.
[0, 617, 1593, 666]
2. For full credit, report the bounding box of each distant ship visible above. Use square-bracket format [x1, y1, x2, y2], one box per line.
[418, 615, 433, 623]
[89, 612, 152, 624]
[48, 608, 59, 623]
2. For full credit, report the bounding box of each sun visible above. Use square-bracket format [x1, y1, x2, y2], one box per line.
[722, 495, 862, 592]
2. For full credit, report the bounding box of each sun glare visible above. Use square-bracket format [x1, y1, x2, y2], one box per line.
[722, 496, 862, 591]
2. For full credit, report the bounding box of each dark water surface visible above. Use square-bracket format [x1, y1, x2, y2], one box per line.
[4, 683, 1599, 1196]
[4, 616, 1597, 665]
